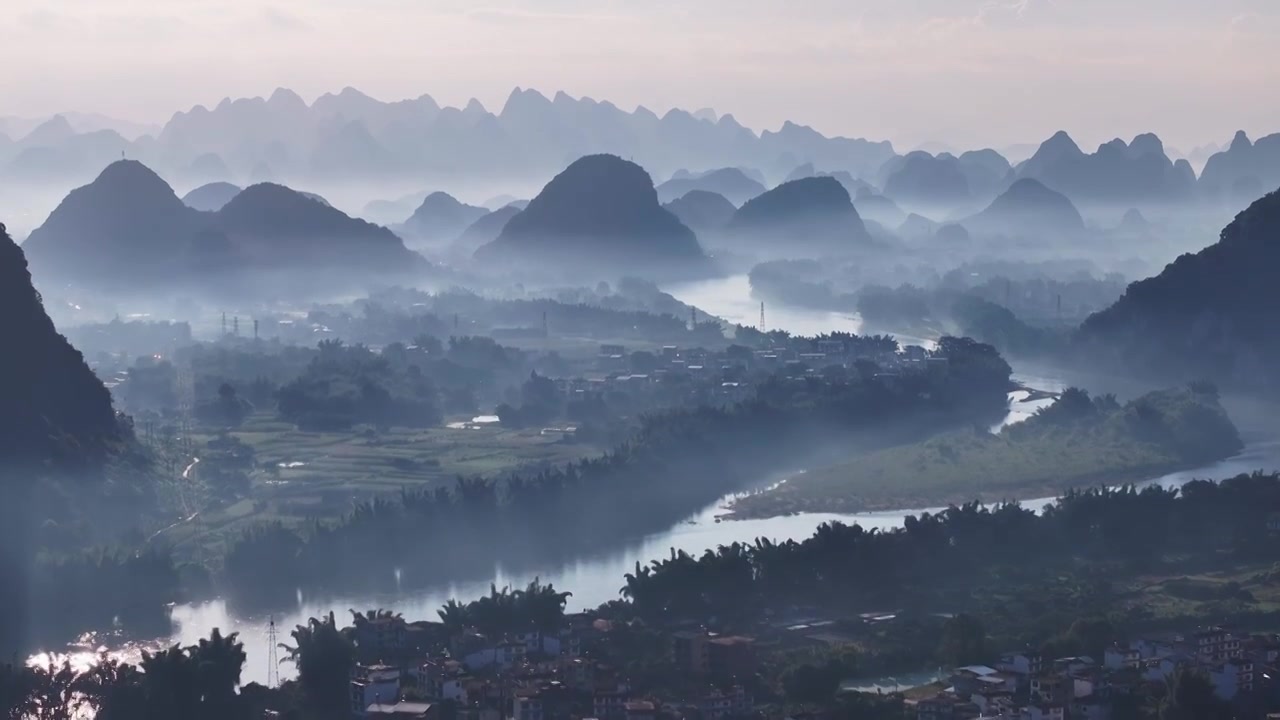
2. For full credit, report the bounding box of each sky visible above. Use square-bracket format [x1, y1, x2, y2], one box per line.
[3, 0, 1279, 151]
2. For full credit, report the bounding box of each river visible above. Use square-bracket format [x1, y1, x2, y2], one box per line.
[38, 274, 1280, 684]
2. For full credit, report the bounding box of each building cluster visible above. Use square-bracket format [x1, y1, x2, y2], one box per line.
[910, 626, 1280, 720]
[332, 614, 758, 720]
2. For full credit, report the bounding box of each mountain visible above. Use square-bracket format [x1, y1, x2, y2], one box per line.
[22, 160, 213, 287]
[962, 178, 1085, 237]
[24, 160, 427, 292]
[956, 149, 1013, 200]
[1016, 131, 1195, 205]
[363, 191, 428, 226]
[655, 168, 766, 205]
[214, 183, 423, 271]
[725, 176, 871, 255]
[475, 154, 708, 276]
[853, 189, 907, 228]
[1198, 132, 1280, 205]
[450, 205, 522, 259]
[663, 190, 737, 234]
[881, 152, 972, 211]
[1, 222, 120, 469]
[1077, 188, 1280, 391]
[182, 181, 242, 211]
[398, 192, 489, 245]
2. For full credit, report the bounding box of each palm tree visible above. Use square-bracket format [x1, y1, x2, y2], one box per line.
[280, 612, 356, 720]
[191, 628, 246, 719]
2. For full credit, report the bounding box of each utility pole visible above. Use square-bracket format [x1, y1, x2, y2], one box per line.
[760, 302, 766, 333]
[253, 319, 259, 340]
[267, 616, 279, 687]
[233, 316, 239, 337]
[221, 312, 227, 337]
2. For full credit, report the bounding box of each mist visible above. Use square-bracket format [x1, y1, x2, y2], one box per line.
[7, 4, 1280, 719]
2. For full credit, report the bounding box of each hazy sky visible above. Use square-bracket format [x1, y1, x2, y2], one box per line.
[4, 0, 1278, 151]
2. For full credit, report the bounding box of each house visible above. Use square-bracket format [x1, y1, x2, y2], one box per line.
[1194, 627, 1242, 663]
[1207, 658, 1256, 700]
[1103, 644, 1140, 670]
[415, 660, 468, 702]
[914, 693, 978, 720]
[997, 651, 1043, 678]
[697, 686, 752, 719]
[365, 702, 437, 720]
[1030, 674, 1067, 704]
[352, 665, 402, 717]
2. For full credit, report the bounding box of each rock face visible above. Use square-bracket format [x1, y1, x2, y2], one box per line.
[962, 178, 1085, 237]
[663, 190, 737, 234]
[1016, 130, 1195, 205]
[23, 160, 427, 293]
[0, 222, 119, 469]
[725, 176, 871, 255]
[1077, 189, 1280, 391]
[475, 154, 708, 276]
[655, 168, 766, 206]
[182, 181, 242, 211]
[398, 191, 489, 244]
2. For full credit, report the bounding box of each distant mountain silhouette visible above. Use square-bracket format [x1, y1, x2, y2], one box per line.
[1016, 131, 1195, 205]
[956, 149, 1013, 200]
[935, 223, 971, 243]
[787, 163, 876, 198]
[1198, 132, 1280, 206]
[1, 222, 120, 470]
[853, 189, 907, 228]
[475, 154, 708, 277]
[1077, 188, 1280, 390]
[24, 160, 427, 293]
[656, 168, 766, 205]
[961, 178, 1085, 237]
[363, 191, 428, 226]
[182, 181, 242, 211]
[215, 182, 423, 271]
[898, 213, 939, 240]
[725, 176, 871, 255]
[0, 88, 899, 193]
[663, 190, 737, 234]
[450, 205, 522, 259]
[398, 192, 488, 244]
[881, 152, 972, 211]
[482, 194, 523, 210]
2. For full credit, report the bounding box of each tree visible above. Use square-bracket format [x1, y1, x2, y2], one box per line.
[937, 614, 986, 667]
[1160, 668, 1230, 720]
[280, 612, 356, 720]
[190, 628, 246, 720]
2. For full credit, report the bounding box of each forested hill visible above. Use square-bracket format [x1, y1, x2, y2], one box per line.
[1077, 188, 1280, 392]
[0, 222, 120, 471]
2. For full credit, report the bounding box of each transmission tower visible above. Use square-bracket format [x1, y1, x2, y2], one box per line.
[759, 302, 766, 332]
[267, 616, 280, 687]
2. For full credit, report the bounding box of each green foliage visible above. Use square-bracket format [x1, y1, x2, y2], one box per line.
[781, 649, 859, 704]
[280, 612, 355, 720]
[936, 614, 986, 666]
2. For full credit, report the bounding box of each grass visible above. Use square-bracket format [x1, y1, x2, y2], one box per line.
[730, 387, 1240, 517]
[154, 411, 602, 560]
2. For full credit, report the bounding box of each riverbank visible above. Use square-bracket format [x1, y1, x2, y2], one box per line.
[727, 385, 1243, 519]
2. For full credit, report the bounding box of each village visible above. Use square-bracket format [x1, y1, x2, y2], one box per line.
[277, 599, 1280, 720]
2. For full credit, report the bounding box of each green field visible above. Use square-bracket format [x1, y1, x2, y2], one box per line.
[154, 411, 602, 560]
[731, 386, 1241, 518]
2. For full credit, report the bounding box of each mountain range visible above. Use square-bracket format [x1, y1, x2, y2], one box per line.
[0, 87, 895, 189]
[22, 160, 428, 295]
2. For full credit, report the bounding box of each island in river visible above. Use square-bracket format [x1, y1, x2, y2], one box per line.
[730, 384, 1243, 518]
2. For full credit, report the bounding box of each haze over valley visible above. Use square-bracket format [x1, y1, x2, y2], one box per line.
[7, 3, 1280, 718]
